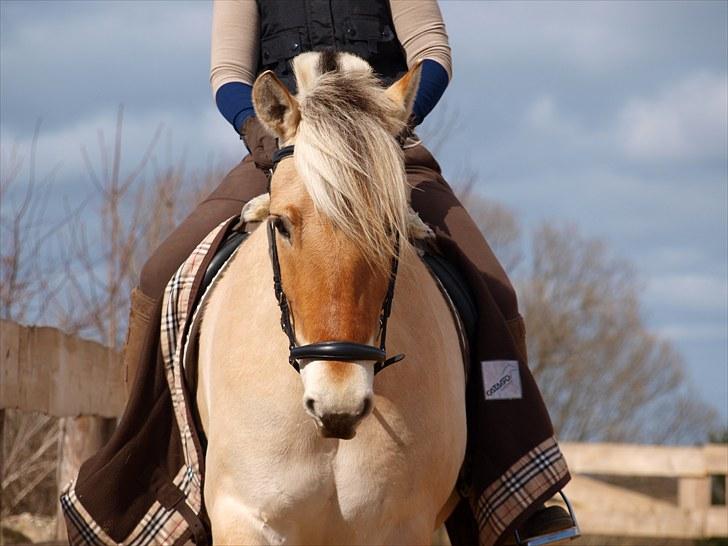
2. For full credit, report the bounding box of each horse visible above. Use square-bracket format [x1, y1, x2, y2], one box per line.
[196, 51, 467, 545]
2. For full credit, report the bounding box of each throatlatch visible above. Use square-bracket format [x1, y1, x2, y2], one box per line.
[266, 145, 405, 375]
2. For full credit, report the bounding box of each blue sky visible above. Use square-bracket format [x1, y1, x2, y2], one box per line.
[1, 1, 726, 420]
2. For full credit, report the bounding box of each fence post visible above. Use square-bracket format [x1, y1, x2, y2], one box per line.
[678, 477, 711, 510]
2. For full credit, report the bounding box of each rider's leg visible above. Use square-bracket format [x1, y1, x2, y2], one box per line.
[403, 143, 526, 360]
[404, 143, 573, 545]
[123, 156, 268, 394]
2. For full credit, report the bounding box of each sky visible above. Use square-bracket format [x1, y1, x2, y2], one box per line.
[1, 1, 726, 421]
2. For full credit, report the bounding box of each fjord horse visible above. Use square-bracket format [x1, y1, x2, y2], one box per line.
[196, 51, 466, 545]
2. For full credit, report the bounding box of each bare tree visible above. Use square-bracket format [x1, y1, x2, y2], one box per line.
[49, 106, 165, 347]
[1, 124, 66, 521]
[519, 223, 718, 444]
[456, 193, 718, 444]
[50, 106, 227, 349]
[1, 111, 224, 532]
[0, 122, 68, 323]
[1, 411, 59, 518]
[460, 193, 523, 274]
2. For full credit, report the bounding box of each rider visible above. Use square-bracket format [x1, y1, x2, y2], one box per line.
[123, 1, 575, 544]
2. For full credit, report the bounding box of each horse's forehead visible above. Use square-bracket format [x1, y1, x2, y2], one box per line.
[269, 161, 310, 210]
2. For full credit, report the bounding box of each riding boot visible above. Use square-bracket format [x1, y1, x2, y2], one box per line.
[122, 288, 157, 397]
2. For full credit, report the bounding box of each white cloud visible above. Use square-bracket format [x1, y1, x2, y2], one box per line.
[1, 107, 241, 195]
[517, 73, 728, 166]
[444, 2, 649, 72]
[525, 96, 570, 134]
[646, 273, 728, 312]
[642, 247, 711, 270]
[443, 1, 726, 79]
[0, 1, 213, 133]
[658, 323, 728, 342]
[520, 94, 611, 151]
[617, 72, 728, 161]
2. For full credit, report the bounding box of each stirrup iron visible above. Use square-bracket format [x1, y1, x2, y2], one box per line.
[514, 491, 580, 546]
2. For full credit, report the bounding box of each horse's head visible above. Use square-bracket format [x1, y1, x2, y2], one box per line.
[247, 51, 422, 439]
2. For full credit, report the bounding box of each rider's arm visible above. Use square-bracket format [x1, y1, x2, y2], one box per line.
[389, 0, 452, 125]
[210, 0, 259, 136]
[210, 0, 452, 135]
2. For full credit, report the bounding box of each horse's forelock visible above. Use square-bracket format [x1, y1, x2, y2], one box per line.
[290, 52, 410, 271]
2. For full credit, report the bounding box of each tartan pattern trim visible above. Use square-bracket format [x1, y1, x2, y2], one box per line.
[473, 436, 569, 546]
[125, 465, 197, 546]
[60, 220, 230, 545]
[159, 220, 231, 514]
[60, 427, 204, 546]
[60, 483, 116, 545]
[61, 475, 190, 546]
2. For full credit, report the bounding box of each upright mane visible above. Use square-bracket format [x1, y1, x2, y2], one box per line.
[291, 51, 411, 270]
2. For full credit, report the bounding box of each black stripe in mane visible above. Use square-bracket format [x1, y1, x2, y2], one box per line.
[318, 49, 339, 74]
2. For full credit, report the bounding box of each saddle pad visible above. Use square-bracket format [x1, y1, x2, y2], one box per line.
[422, 252, 477, 367]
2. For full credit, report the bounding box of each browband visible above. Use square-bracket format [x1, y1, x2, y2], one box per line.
[271, 145, 295, 166]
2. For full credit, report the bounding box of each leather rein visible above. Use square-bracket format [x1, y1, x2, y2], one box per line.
[267, 145, 405, 375]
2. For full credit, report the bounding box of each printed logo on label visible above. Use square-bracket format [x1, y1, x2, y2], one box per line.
[481, 360, 522, 400]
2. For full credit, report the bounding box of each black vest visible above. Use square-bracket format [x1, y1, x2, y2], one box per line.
[256, 0, 409, 92]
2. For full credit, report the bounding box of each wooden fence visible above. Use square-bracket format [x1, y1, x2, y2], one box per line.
[1, 320, 124, 417]
[1, 320, 123, 541]
[1, 320, 726, 541]
[560, 442, 727, 540]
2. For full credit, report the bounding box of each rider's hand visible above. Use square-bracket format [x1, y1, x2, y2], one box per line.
[242, 116, 278, 171]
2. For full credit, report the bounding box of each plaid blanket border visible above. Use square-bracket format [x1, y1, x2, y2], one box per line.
[60, 220, 230, 545]
[473, 435, 569, 545]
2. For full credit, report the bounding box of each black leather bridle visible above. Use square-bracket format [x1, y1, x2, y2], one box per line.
[267, 145, 405, 375]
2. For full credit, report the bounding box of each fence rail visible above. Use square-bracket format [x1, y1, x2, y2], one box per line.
[561, 441, 727, 478]
[558, 442, 727, 539]
[1, 321, 726, 541]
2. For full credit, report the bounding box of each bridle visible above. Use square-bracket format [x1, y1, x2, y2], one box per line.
[267, 145, 405, 375]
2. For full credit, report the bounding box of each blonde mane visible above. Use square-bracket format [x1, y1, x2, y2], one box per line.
[291, 52, 411, 270]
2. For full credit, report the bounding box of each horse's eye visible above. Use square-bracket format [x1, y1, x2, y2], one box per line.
[274, 217, 291, 240]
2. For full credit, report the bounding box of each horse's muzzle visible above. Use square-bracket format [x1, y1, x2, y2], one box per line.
[306, 395, 372, 440]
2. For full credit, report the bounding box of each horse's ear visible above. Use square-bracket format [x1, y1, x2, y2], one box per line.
[385, 61, 422, 123]
[253, 71, 301, 142]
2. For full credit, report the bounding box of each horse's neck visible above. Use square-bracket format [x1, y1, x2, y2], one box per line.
[196, 226, 295, 435]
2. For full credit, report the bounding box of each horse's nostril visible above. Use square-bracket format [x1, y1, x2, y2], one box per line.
[305, 397, 316, 414]
[319, 413, 358, 440]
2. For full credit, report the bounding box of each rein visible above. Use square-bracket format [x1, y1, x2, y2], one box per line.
[267, 145, 405, 375]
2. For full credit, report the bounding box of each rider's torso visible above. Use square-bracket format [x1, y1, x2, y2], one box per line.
[256, 0, 409, 91]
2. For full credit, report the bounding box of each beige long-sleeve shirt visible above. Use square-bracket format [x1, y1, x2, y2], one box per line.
[210, 0, 451, 96]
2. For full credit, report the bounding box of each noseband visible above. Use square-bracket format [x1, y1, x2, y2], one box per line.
[267, 145, 405, 375]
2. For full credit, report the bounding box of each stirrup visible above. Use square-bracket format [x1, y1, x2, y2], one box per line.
[514, 491, 580, 546]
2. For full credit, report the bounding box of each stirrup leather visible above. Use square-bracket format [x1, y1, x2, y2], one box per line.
[514, 491, 580, 546]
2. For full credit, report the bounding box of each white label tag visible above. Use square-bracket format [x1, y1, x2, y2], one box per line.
[481, 360, 522, 400]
